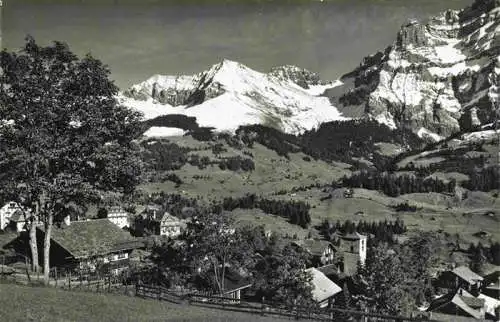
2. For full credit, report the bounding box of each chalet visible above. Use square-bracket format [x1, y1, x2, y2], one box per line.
[477, 293, 500, 320]
[219, 269, 253, 302]
[438, 266, 484, 294]
[143, 204, 162, 221]
[36, 218, 143, 276]
[306, 267, 342, 308]
[292, 239, 336, 267]
[107, 206, 130, 229]
[159, 212, 186, 238]
[483, 270, 500, 299]
[0, 202, 22, 230]
[428, 288, 486, 320]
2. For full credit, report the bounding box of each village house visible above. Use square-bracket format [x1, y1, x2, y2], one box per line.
[0, 201, 23, 230]
[107, 206, 130, 229]
[143, 204, 162, 221]
[219, 269, 253, 302]
[292, 239, 337, 267]
[306, 267, 342, 308]
[159, 212, 186, 238]
[437, 266, 484, 294]
[36, 217, 143, 276]
[483, 270, 500, 299]
[428, 288, 486, 320]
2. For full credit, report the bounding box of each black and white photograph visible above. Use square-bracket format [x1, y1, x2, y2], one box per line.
[0, 0, 499, 321]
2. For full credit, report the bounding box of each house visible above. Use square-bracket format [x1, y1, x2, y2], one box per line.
[36, 217, 143, 276]
[306, 267, 342, 308]
[107, 206, 130, 229]
[143, 204, 162, 221]
[477, 293, 500, 320]
[483, 270, 500, 299]
[427, 288, 486, 320]
[159, 212, 186, 238]
[438, 266, 484, 294]
[0, 201, 22, 230]
[219, 269, 253, 302]
[292, 239, 336, 267]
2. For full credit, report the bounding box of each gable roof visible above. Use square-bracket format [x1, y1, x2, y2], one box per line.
[452, 266, 484, 284]
[478, 293, 500, 317]
[160, 212, 181, 224]
[341, 232, 366, 241]
[293, 239, 334, 256]
[221, 269, 253, 294]
[428, 289, 484, 320]
[38, 219, 143, 259]
[306, 267, 342, 303]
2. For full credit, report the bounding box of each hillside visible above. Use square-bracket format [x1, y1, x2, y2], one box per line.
[0, 284, 283, 322]
[122, 0, 499, 246]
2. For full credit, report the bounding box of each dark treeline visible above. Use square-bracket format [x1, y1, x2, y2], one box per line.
[219, 193, 311, 228]
[464, 166, 500, 191]
[234, 120, 423, 169]
[468, 241, 500, 270]
[340, 171, 456, 197]
[218, 156, 255, 172]
[319, 218, 407, 245]
[141, 139, 190, 171]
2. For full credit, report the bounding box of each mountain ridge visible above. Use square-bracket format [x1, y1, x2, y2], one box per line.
[120, 59, 346, 136]
[327, 0, 499, 141]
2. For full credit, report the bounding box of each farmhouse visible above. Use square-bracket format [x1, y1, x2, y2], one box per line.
[306, 267, 342, 308]
[0, 202, 24, 230]
[107, 206, 130, 229]
[36, 217, 143, 275]
[438, 266, 484, 294]
[159, 212, 186, 238]
[219, 269, 253, 302]
[292, 239, 336, 267]
[428, 288, 486, 320]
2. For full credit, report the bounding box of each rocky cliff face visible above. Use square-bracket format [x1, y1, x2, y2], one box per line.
[268, 65, 326, 89]
[327, 0, 500, 140]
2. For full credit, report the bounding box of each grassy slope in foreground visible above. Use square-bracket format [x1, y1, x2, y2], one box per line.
[0, 283, 283, 322]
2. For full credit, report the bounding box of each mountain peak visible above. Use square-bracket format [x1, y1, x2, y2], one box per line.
[120, 60, 346, 136]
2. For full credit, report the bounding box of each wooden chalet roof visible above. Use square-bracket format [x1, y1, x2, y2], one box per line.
[306, 267, 342, 303]
[293, 239, 334, 256]
[452, 266, 484, 284]
[38, 219, 143, 259]
[427, 289, 485, 320]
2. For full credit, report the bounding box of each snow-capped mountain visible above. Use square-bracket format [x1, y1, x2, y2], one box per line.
[326, 0, 499, 141]
[119, 59, 345, 137]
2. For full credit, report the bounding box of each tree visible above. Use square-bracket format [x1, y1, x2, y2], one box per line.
[352, 243, 414, 316]
[184, 211, 249, 295]
[0, 36, 143, 284]
[252, 244, 314, 307]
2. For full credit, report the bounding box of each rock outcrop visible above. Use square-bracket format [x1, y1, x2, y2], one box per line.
[327, 0, 500, 140]
[268, 65, 326, 89]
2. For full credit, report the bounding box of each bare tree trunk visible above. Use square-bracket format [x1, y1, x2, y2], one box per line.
[43, 213, 53, 285]
[28, 220, 39, 272]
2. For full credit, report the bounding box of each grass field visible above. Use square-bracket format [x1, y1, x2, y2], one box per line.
[138, 135, 500, 245]
[0, 283, 288, 322]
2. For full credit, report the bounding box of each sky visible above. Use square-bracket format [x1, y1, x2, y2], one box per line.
[2, 0, 472, 89]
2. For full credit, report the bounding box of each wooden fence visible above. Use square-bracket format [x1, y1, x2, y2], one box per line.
[135, 284, 440, 322]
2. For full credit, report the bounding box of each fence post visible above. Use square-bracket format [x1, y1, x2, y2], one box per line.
[54, 267, 57, 287]
[157, 285, 161, 301]
[108, 276, 111, 292]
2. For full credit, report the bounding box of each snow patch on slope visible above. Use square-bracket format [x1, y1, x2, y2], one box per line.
[122, 59, 347, 136]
